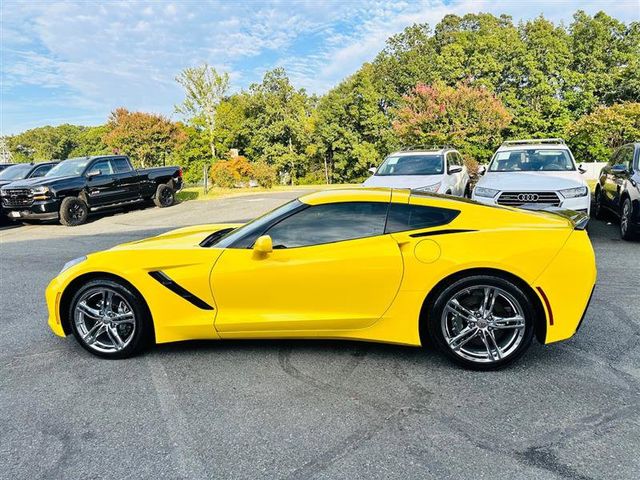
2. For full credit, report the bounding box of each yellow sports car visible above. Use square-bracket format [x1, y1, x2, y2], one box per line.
[46, 188, 596, 369]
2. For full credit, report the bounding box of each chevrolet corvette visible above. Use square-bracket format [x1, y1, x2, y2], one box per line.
[46, 188, 596, 369]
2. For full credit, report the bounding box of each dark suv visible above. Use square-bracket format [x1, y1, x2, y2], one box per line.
[594, 142, 640, 240]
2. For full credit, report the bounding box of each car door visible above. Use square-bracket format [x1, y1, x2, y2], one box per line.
[111, 157, 141, 201]
[211, 201, 404, 334]
[85, 159, 119, 207]
[612, 146, 634, 209]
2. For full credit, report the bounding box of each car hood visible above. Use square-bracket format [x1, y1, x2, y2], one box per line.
[476, 171, 586, 191]
[112, 224, 243, 250]
[3, 175, 76, 189]
[0, 180, 19, 188]
[363, 174, 444, 189]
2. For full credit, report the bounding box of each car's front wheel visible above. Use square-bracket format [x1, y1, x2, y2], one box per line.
[59, 196, 88, 226]
[426, 275, 535, 370]
[69, 279, 152, 358]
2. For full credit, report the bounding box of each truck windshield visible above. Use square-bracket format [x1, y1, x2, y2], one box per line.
[0, 164, 32, 180]
[489, 149, 575, 172]
[376, 155, 444, 176]
[46, 158, 92, 177]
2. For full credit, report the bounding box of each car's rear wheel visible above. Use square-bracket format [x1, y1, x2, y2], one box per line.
[69, 279, 152, 358]
[154, 183, 175, 208]
[426, 275, 535, 370]
[620, 197, 637, 241]
[59, 196, 88, 226]
[463, 183, 471, 198]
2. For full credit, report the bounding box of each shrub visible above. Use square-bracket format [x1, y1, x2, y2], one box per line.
[209, 155, 277, 188]
[252, 161, 277, 188]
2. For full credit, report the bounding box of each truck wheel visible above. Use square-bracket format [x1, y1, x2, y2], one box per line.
[59, 197, 89, 226]
[154, 184, 175, 208]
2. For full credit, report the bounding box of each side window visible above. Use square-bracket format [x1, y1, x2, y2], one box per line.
[113, 158, 132, 173]
[30, 165, 53, 178]
[91, 160, 114, 176]
[265, 202, 388, 248]
[385, 203, 460, 233]
[456, 153, 465, 166]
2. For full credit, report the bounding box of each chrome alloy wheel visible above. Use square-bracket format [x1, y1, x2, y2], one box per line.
[441, 285, 526, 364]
[74, 287, 136, 353]
[621, 200, 631, 237]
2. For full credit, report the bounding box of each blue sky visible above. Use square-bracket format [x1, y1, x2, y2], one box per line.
[2, 0, 638, 135]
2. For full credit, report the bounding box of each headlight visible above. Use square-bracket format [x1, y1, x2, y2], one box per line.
[60, 256, 87, 275]
[474, 187, 500, 198]
[559, 186, 589, 198]
[414, 182, 441, 193]
[31, 186, 50, 195]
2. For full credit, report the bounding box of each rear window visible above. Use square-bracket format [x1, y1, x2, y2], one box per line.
[385, 203, 459, 233]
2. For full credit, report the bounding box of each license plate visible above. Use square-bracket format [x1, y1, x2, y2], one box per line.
[8, 211, 21, 218]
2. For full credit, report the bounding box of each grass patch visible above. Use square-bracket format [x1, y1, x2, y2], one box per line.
[177, 183, 360, 202]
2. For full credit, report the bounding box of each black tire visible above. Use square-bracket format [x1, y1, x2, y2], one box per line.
[620, 197, 637, 241]
[463, 183, 472, 198]
[59, 196, 89, 226]
[593, 188, 606, 220]
[425, 275, 536, 370]
[68, 278, 153, 359]
[153, 183, 175, 208]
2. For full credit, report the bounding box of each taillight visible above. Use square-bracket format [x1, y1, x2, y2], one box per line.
[178, 167, 183, 177]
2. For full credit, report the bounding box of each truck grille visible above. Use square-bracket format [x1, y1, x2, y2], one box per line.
[2, 188, 33, 207]
[497, 191, 561, 207]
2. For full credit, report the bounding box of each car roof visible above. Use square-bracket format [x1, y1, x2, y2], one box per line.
[298, 187, 471, 209]
[496, 143, 570, 152]
[388, 148, 455, 156]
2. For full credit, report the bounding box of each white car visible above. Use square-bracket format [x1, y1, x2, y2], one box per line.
[363, 147, 471, 196]
[472, 139, 591, 214]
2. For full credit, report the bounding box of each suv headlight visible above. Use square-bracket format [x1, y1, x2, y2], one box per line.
[559, 186, 589, 198]
[414, 182, 441, 193]
[60, 256, 87, 275]
[31, 186, 50, 195]
[474, 187, 500, 198]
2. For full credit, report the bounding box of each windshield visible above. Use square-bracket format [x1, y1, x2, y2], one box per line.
[376, 154, 444, 176]
[212, 199, 303, 248]
[46, 157, 92, 177]
[489, 149, 575, 172]
[0, 164, 33, 181]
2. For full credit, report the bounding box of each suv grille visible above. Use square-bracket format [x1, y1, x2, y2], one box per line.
[497, 191, 560, 207]
[2, 188, 33, 207]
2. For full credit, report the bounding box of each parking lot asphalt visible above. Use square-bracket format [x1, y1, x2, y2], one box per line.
[1, 193, 639, 480]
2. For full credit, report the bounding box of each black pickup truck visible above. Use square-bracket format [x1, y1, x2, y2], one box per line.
[0, 155, 182, 226]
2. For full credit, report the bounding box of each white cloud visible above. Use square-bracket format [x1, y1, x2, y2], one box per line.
[1, 0, 638, 133]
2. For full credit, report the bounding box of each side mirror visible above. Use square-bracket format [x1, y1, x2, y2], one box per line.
[611, 164, 627, 174]
[368, 167, 377, 175]
[478, 165, 487, 176]
[87, 169, 102, 178]
[578, 163, 587, 174]
[448, 165, 463, 174]
[253, 235, 273, 255]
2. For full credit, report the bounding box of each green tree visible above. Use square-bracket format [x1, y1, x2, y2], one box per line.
[175, 64, 230, 161]
[566, 103, 640, 163]
[103, 108, 186, 168]
[242, 68, 315, 184]
[7, 124, 85, 161]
